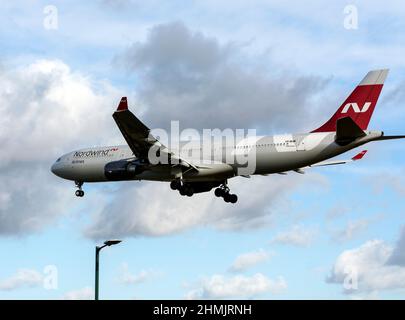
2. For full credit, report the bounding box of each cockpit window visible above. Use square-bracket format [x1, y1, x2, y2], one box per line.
[56, 157, 62, 162]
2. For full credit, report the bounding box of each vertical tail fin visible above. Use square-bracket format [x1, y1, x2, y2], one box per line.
[312, 69, 389, 132]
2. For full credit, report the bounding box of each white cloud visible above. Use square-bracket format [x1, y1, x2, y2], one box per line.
[229, 249, 270, 273]
[0, 59, 124, 235]
[387, 226, 405, 266]
[0, 269, 43, 291]
[185, 273, 287, 299]
[1, 22, 331, 240]
[327, 235, 405, 294]
[117, 21, 328, 133]
[85, 174, 327, 239]
[119, 263, 153, 285]
[62, 286, 94, 300]
[0, 43, 329, 240]
[331, 218, 374, 243]
[270, 225, 317, 247]
[366, 173, 405, 197]
[0, 59, 122, 164]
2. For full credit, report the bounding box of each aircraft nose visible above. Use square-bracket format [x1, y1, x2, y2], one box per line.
[51, 160, 63, 177]
[51, 162, 58, 175]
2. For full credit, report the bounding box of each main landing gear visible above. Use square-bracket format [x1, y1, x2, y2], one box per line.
[170, 180, 194, 197]
[75, 181, 84, 197]
[214, 183, 238, 204]
[169, 179, 238, 203]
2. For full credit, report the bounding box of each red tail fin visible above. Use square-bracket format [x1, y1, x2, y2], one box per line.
[312, 69, 389, 132]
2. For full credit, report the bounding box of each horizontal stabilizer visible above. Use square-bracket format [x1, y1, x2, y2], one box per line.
[374, 135, 405, 141]
[351, 150, 367, 160]
[309, 150, 367, 168]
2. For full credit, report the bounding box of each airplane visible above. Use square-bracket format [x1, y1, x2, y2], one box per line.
[51, 69, 405, 203]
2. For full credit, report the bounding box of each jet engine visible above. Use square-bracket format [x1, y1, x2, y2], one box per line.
[104, 160, 145, 181]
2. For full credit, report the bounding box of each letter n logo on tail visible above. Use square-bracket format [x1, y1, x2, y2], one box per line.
[341, 102, 372, 114]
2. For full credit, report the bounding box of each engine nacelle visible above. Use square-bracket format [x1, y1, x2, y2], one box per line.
[104, 160, 145, 181]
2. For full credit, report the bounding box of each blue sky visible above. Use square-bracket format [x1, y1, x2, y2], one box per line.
[0, 0, 405, 299]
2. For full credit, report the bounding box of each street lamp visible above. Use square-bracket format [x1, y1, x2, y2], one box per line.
[95, 239, 122, 300]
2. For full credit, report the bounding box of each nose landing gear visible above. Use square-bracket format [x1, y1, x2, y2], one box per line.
[75, 181, 84, 197]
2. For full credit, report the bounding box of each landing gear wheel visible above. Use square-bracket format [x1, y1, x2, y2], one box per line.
[229, 194, 238, 204]
[185, 186, 194, 197]
[215, 188, 224, 197]
[179, 185, 194, 197]
[75, 190, 84, 197]
[223, 193, 231, 203]
[75, 181, 84, 197]
[170, 180, 181, 190]
[215, 181, 237, 203]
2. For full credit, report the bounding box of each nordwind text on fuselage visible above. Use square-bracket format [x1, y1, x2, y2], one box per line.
[73, 148, 119, 158]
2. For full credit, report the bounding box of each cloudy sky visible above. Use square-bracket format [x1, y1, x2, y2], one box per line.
[1, 0, 405, 299]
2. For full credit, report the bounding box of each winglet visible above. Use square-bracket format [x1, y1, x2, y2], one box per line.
[352, 150, 367, 161]
[116, 97, 128, 111]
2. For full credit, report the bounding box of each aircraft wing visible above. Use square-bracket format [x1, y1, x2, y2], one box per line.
[112, 97, 199, 171]
[112, 97, 159, 159]
[309, 150, 367, 168]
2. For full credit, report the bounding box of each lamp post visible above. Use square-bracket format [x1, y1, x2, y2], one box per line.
[95, 239, 122, 300]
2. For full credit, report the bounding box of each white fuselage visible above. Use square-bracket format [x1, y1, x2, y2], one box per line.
[51, 130, 382, 183]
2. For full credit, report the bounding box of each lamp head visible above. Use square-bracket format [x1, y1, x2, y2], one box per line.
[103, 239, 122, 246]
